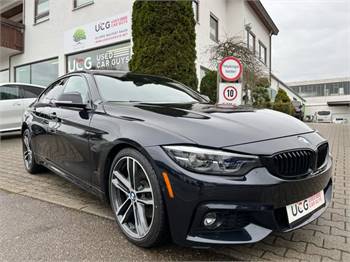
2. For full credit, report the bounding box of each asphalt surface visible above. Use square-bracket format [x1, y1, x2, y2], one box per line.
[0, 189, 233, 261]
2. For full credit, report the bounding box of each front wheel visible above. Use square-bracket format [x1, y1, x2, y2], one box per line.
[109, 148, 168, 247]
[22, 129, 44, 174]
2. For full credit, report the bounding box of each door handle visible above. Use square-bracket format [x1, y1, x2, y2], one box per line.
[12, 102, 21, 106]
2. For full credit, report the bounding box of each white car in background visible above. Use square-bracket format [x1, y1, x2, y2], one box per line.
[315, 111, 332, 123]
[0, 83, 45, 135]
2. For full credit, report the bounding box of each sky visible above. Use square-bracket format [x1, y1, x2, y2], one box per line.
[261, 0, 350, 83]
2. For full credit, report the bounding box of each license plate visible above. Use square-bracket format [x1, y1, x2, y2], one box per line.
[286, 191, 325, 224]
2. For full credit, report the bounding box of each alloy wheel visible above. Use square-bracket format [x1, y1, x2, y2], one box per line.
[23, 131, 33, 170]
[110, 156, 155, 239]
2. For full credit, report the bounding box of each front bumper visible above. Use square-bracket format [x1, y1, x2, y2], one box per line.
[146, 146, 333, 247]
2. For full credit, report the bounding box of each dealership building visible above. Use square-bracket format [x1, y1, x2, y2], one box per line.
[288, 77, 350, 121]
[270, 74, 305, 103]
[0, 0, 281, 90]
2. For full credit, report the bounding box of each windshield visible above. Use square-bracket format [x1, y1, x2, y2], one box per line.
[94, 74, 205, 104]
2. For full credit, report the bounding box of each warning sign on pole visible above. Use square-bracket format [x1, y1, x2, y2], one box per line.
[217, 56, 243, 106]
[218, 56, 243, 82]
[218, 83, 242, 106]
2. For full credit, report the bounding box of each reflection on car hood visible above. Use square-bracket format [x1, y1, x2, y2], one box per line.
[104, 102, 314, 147]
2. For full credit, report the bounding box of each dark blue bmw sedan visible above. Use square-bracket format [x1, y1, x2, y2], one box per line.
[22, 70, 332, 247]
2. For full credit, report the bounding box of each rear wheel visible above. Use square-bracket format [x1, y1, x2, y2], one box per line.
[109, 148, 168, 247]
[22, 129, 44, 174]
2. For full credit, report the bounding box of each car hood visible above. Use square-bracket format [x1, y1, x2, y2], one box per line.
[104, 102, 314, 148]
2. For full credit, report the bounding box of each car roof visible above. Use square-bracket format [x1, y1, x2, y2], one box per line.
[0, 82, 45, 88]
[64, 70, 129, 78]
[63, 70, 177, 82]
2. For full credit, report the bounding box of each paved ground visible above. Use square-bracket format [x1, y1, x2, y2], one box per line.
[0, 123, 349, 261]
[0, 190, 232, 261]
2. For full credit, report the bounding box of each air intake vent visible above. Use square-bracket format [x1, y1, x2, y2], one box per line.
[317, 143, 328, 168]
[263, 150, 316, 179]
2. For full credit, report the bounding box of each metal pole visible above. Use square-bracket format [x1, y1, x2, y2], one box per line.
[216, 63, 221, 104]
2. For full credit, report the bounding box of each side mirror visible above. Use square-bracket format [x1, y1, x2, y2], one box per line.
[55, 92, 88, 109]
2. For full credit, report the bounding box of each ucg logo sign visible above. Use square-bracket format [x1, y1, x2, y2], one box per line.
[68, 57, 92, 72]
[290, 200, 309, 216]
[95, 21, 111, 32]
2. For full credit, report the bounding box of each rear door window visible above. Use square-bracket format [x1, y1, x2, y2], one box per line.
[0, 85, 20, 100]
[21, 85, 43, 99]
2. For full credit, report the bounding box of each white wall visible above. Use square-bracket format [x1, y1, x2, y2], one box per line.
[0, 48, 10, 82]
[243, 1, 270, 71]
[195, 0, 272, 85]
[8, 0, 274, 87]
[194, 0, 228, 75]
[0, 70, 9, 82]
[225, 0, 245, 38]
[11, 0, 132, 80]
[304, 95, 350, 120]
[0, 47, 11, 71]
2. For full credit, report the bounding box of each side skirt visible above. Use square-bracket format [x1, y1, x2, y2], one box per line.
[41, 160, 107, 202]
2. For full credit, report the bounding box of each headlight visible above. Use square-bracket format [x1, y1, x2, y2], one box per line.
[163, 145, 260, 176]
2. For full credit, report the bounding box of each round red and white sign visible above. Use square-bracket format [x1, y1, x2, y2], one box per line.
[219, 56, 243, 82]
[223, 86, 238, 101]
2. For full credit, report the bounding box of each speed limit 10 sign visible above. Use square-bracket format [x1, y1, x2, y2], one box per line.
[219, 56, 243, 82]
[218, 83, 242, 105]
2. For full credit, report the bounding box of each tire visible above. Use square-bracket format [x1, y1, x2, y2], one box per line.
[109, 148, 168, 247]
[22, 129, 44, 174]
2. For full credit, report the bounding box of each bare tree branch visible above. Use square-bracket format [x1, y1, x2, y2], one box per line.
[208, 36, 268, 104]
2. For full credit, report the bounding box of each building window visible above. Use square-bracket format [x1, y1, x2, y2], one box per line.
[297, 84, 325, 97]
[15, 58, 58, 86]
[35, 0, 49, 23]
[341, 81, 350, 95]
[290, 81, 350, 97]
[247, 30, 255, 53]
[192, 0, 199, 23]
[325, 82, 342, 96]
[259, 41, 267, 64]
[67, 42, 131, 72]
[74, 0, 94, 9]
[15, 65, 30, 83]
[210, 13, 218, 42]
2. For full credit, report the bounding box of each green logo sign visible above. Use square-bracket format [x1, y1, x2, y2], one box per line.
[73, 28, 86, 43]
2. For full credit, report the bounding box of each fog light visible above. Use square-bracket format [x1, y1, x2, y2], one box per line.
[203, 212, 217, 227]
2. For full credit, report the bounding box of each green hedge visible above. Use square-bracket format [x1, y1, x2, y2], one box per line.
[199, 70, 217, 102]
[129, 0, 198, 90]
[272, 101, 294, 115]
[272, 89, 294, 115]
[274, 88, 291, 103]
